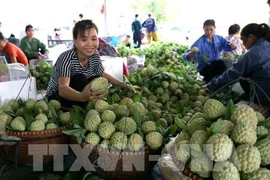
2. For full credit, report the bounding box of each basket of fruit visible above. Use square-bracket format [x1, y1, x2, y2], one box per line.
[159, 98, 270, 180]
[65, 95, 164, 179]
[0, 98, 71, 164]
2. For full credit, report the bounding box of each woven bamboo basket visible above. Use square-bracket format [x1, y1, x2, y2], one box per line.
[70, 137, 161, 180]
[0, 126, 70, 164]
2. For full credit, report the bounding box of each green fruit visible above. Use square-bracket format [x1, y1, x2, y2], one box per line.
[128, 133, 144, 151]
[212, 161, 240, 180]
[247, 168, 270, 180]
[98, 121, 115, 139]
[84, 115, 101, 132]
[116, 117, 137, 135]
[10, 116, 26, 131]
[30, 120, 45, 131]
[230, 105, 257, 129]
[203, 99, 225, 120]
[146, 132, 163, 150]
[100, 110, 116, 123]
[85, 132, 100, 146]
[90, 77, 109, 94]
[46, 123, 59, 130]
[232, 144, 261, 173]
[110, 132, 127, 150]
[141, 121, 156, 134]
[230, 123, 257, 145]
[205, 133, 233, 162]
[255, 138, 270, 165]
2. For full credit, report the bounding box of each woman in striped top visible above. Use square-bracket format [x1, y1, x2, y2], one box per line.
[46, 20, 138, 108]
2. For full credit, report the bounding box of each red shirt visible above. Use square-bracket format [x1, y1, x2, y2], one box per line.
[1, 42, 28, 66]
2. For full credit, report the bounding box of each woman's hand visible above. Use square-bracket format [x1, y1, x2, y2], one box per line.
[126, 84, 141, 92]
[80, 83, 108, 102]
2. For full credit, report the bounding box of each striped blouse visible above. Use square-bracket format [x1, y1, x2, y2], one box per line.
[46, 48, 104, 97]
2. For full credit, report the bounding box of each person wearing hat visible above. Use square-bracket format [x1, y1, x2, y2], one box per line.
[142, 13, 158, 44]
[0, 32, 28, 66]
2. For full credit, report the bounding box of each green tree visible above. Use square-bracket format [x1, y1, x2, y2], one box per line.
[131, 0, 167, 24]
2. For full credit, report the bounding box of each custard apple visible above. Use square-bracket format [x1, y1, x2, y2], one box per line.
[94, 100, 110, 113]
[85, 132, 100, 146]
[175, 140, 190, 162]
[25, 98, 37, 109]
[230, 123, 257, 145]
[10, 116, 26, 131]
[175, 131, 190, 145]
[98, 121, 115, 139]
[187, 118, 207, 136]
[119, 97, 134, 109]
[100, 110, 116, 123]
[90, 77, 109, 94]
[45, 122, 59, 130]
[190, 156, 213, 178]
[0, 113, 12, 126]
[7, 99, 20, 111]
[85, 109, 100, 120]
[232, 144, 261, 173]
[256, 111, 265, 122]
[146, 131, 163, 150]
[212, 161, 240, 180]
[141, 121, 156, 134]
[205, 133, 233, 162]
[35, 113, 48, 123]
[256, 126, 269, 138]
[210, 120, 234, 136]
[128, 133, 144, 151]
[230, 105, 257, 129]
[35, 100, 49, 111]
[49, 99, 61, 111]
[99, 139, 110, 149]
[255, 138, 270, 165]
[130, 102, 146, 116]
[30, 120, 45, 131]
[113, 104, 129, 117]
[190, 130, 209, 149]
[203, 99, 225, 120]
[110, 132, 128, 150]
[116, 117, 137, 135]
[84, 115, 101, 132]
[247, 168, 270, 180]
[59, 112, 71, 125]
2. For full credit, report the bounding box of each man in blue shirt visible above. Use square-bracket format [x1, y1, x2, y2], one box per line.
[132, 14, 142, 48]
[142, 13, 158, 44]
[207, 23, 270, 106]
[183, 19, 235, 82]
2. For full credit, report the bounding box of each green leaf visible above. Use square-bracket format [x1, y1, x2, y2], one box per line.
[70, 111, 84, 127]
[133, 107, 141, 127]
[38, 173, 61, 180]
[212, 119, 222, 134]
[240, 172, 249, 180]
[48, 102, 58, 125]
[133, 95, 141, 102]
[72, 105, 85, 117]
[24, 113, 34, 131]
[164, 124, 178, 138]
[63, 172, 80, 180]
[174, 117, 188, 131]
[137, 127, 144, 139]
[225, 99, 235, 120]
[257, 134, 269, 141]
[62, 129, 82, 136]
[77, 136, 83, 144]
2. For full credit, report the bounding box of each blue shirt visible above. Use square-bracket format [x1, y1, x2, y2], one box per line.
[142, 18, 156, 33]
[208, 38, 270, 106]
[183, 34, 233, 72]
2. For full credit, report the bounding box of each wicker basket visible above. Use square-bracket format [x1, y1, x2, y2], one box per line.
[0, 126, 70, 164]
[70, 137, 160, 180]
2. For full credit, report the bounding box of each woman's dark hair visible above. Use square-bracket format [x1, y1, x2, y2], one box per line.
[241, 23, 270, 42]
[25, 24, 33, 32]
[203, 19, 215, 28]
[228, 24, 240, 35]
[0, 32, 5, 40]
[73, 19, 98, 39]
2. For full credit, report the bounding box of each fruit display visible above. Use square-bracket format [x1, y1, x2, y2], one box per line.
[29, 60, 52, 90]
[166, 98, 270, 180]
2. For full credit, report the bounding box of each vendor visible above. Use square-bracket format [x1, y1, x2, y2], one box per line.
[183, 19, 236, 82]
[0, 32, 28, 66]
[46, 20, 138, 108]
[20, 24, 49, 62]
[207, 23, 270, 106]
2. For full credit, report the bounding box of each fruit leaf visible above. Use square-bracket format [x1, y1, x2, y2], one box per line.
[164, 124, 178, 138]
[70, 111, 84, 127]
[212, 118, 222, 134]
[133, 107, 141, 127]
[257, 134, 269, 141]
[62, 128, 82, 136]
[174, 117, 188, 131]
[137, 127, 144, 139]
[225, 99, 235, 120]
[48, 102, 58, 125]
[24, 113, 34, 131]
